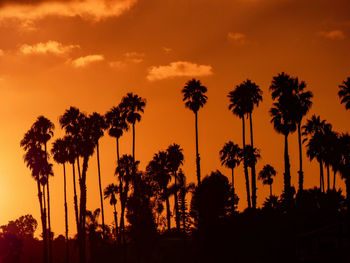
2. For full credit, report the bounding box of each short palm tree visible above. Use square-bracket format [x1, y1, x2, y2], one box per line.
[166, 143, 184, 230]
[177, 170, 195, 232]
[219, 141, 242, 199]
[258, 164, 277, 197]
[104, 184, 119, 241]
[120, 93, 146, 161]
[51, 138, 70, 263]
[338, 77, 350, 110]
[182, 78, 208, 186]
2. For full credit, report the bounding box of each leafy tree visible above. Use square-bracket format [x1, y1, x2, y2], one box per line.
[182, 79, 208, 185]
[0, 215, 38, 240]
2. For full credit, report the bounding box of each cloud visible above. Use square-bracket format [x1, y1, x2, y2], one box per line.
[109, 51, 144, 69]
[0, 0, 137, 23]
[20, 41, 79, 55]
[227, 32, 247, 44]
[162, 47, 172, 53]
[71, 54, 104, 68]
[147, 61, 213, 81]
[319, 30, 345, 40]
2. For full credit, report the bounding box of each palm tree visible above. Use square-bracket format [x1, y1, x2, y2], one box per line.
[120, 93, 146, 161]
[182, 79, 208, 185]
[303, 115, 332, 192]
[177, 170, 195, 232]
[104, 184, 119, 242]
[31, 116, 55, 263]
[258, 164, 277, 197]
[269, 73, 297, 200]
[166, 143, 184, 230]
[219, 141, 242, 200]
[292, 78, 313, 192]
[337, 133, 350, 209]
[51, 138, 70, 263]
[338, 77, 350, 110]
[89, 112, 108, 236]
[146, 151, 172, 230]
[21, 141, 49, 263]
[240, 79, 262, 209]
[228, 86, 251, 208]
[105, 106, 129, 163]
[116, 154, 139, 244]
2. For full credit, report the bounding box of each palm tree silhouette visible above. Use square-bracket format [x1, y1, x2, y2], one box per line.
[31, 116, 55, 263]
[337, 133, 350, 209]
[182, 78, 208, 185]
[105, 106, 129, 163]
[104, 183, 119, 242]
[219, 141, 242, 201]
[21, 141, 49, 263]
[147, 151, 172, 230]
[338, 77, 350, 110]
[269, 73, 297, 200]
[292, 78, 313, 192]
[228, 85, 251, 208]
[240, 80, 262, 209]
[258, 164, 277, 197]
[116, 154, 139, 244]
[303, 115, 332, 192]
[89, 112, 108, 236]
[120, 93, 146, 161]
[51, 138, 70, 263]
[166, 143, 184, 230]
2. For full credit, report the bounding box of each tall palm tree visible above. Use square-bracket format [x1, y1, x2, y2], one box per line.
[21, 141, 49, 263]
[182, 79, 208, 185]
[89, 112, 108, 236]
[104, 184, 119, 242]
[338, 77, 350, 110]
[166, 144, 184, 230]
[105, 106, 129, 163]
[120, 93, 146, 161]
[31, 116, 55, 263]
[240, 79, 262, 209]
[219, 141, 242, 200]
[51, 138, 70, 263]
[292, 78, 313, 192]
[302, 115, 332, 192]
[228, 84, 251, 208]
[146, 151, 172, 230]
[116, 154, 139, 244]
[269, 73, 297, 200]
[258, 164, 277, 197]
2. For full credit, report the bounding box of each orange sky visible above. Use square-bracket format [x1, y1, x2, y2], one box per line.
[0, 0, 349, 237]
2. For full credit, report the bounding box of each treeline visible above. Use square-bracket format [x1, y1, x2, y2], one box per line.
[18, 73, 350, 263]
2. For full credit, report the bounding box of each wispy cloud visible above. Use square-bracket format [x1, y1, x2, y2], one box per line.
[20, 41, 79, 55]
[109, 51, 144, 69]
[227, 32, 247, 44]
[71, 54, 104, 68]
[147, 61, 213, 81]
[319, 30, 345, 40]
[0, 0, 137, 23]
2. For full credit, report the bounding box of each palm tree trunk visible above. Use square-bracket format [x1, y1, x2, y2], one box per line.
[174, 172, 180, 230]
[118, 177, 124, 245]
[181, 191, 186, 232]
[79, 156, 89, 263]
[346, 178, 350, 211]
[242, 116, 251, 208]
[44, 143, 52, 263]
[284, 133, 291, 198]
[249, 113, 257, 209]
[72, 162, 80, 236]
[113, 204, 118, 244]
[270, 184, 272, 197]
[165, 193, 171, 230]
[297, 122, 304, 192]
[116, 138, 120, 163]
[37, 180, 48, 263]
[77, 157, 82, 182]
[231, 168, 235, 197]
[96, 141, 105, 236]
[333, 170, 336, 190]
[326, 164, 330, 192]
[43, 184, 47, 230]
[319, 161, 324, 192]
[63, 163, 69, 263]
[195, 112, 201, 185]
